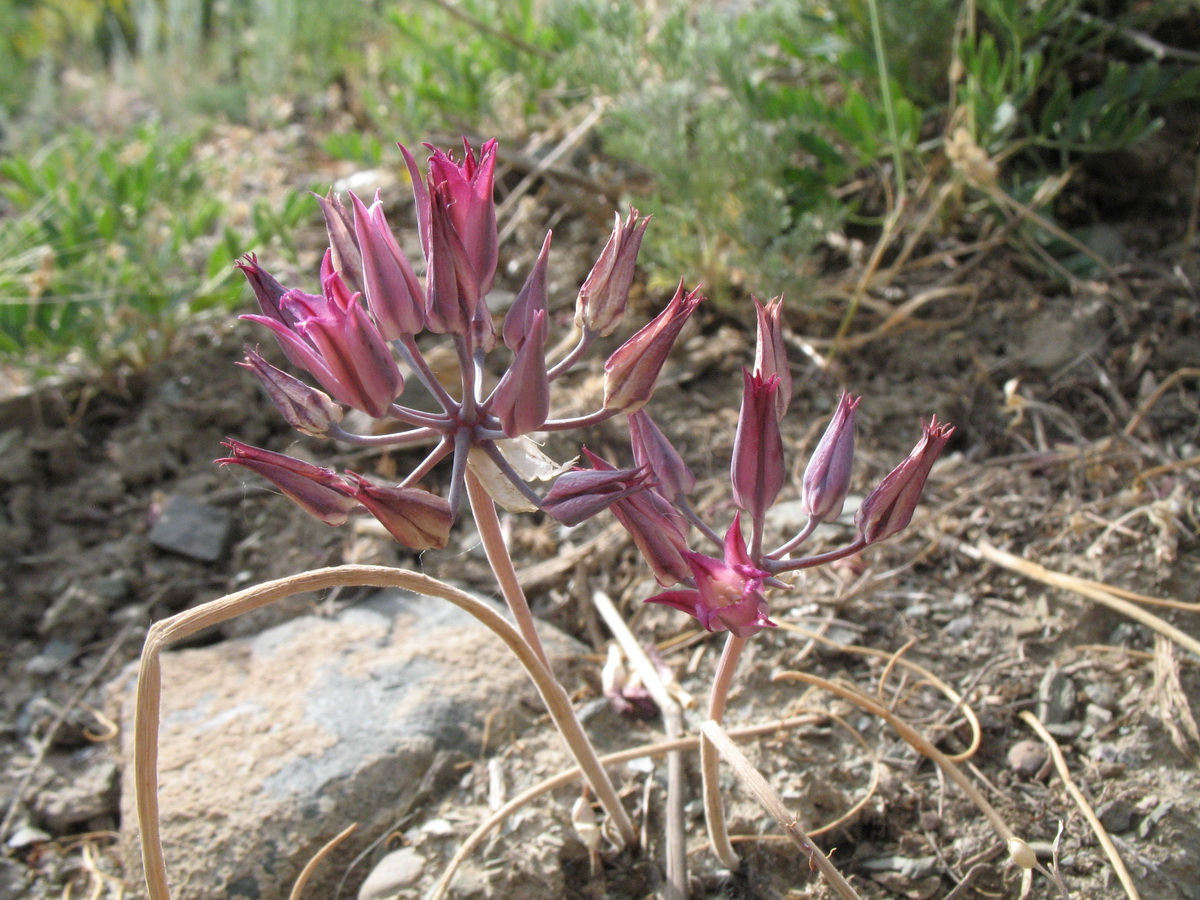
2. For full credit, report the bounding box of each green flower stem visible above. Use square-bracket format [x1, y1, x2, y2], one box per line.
[701, 632, 747, 869]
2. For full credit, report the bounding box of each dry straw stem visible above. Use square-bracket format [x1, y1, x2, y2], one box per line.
[134, 564, 634, 900]
[777, 622, 983, 762]
[1019, 711, 1142, 900]
[949, 539, 1200, 659]
[427, 713, 827, 900]
[288, 824, 357, 900]
[591, 589, 686, 900]
[1122, 367, 1200, 438]
[699, 720, 865, 900]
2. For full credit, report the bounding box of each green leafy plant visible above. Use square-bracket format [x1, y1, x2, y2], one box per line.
[0, 125, 313, 369]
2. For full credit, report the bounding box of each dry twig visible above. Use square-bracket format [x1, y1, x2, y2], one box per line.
[1019, 711, 1142, 900]
[947, 539, 1200, 658]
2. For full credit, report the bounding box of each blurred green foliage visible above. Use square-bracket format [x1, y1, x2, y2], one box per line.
[0, 126, 311, 369]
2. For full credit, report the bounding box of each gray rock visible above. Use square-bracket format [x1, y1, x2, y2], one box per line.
[1097, 799, 1134, 834]
[115, 587, 582, 900]
[1036, 667, 1077, 725]
[24, 638, 76, 676]
[31, 748, 118, 832]
[147, 494, 233, 562]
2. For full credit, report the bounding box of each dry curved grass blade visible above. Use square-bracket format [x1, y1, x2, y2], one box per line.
[774, 671, 1020, 849]
[427, 714, 827, 900]
[777, 622, 983, 762]
[135, 564, 629, 900]
[700, 720, 864, 900]
[289, 824, 357, 900]
[591, 589, 686, 900]
[950, 539, 1200, 657]
[1019, 711, 1142, 900]
[1122, 367, 1200, 437]
[694, 706, 881, 847]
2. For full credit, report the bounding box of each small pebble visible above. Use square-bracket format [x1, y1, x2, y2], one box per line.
[1036, 668, 1077, 725]
[1008, 739, 1048, 776]
[358, 847, 425, 900]
[945, 614, 974, 638]
[1097, 799, 1134, 834]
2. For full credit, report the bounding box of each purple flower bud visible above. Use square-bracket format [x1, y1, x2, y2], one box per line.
[425, 138, 499, 297]
[753, 295, 792, 419]
[239, 347, 344, 437]
[582, 449, 692, 585]
[730, 370, 785, 525]
[603, 282, 702, 413]
[314, 191, 362, 293]
[235, 256, 310, 371]
[345, 472, 453, 550]
[291, 267, 404, 419]
[216, 440, 359, 526]
[645, 514, 776, 638]
[575, 208, 649, 336]
[627, 410, 694, 502]
[490, 309, 550, 438]
[425, 187, 481, 337]
[855, 416, 955, 544]
[350, 191, 425, 338]
[801, 391, 860, 523]
[542, 463, 649, 527]
[503, 231, 551, 351]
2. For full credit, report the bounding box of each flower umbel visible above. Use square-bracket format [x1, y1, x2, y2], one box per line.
[225, 137, 703, 550]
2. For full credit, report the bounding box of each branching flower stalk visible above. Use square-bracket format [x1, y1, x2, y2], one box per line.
[208, 140, 682, 860]
[563, 294, 955, 867]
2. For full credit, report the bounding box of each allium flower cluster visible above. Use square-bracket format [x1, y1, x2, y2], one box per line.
[573, 295, 955, 638]
[221, 137, 954, 637]
[221, 139, 697, 548]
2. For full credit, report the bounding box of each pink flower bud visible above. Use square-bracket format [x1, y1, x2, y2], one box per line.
[603, 282, 702, 412]
[645, 515, 776, 638]
[345, 473, 453, 550]
[582, 449, 692, 585]
[855, 416, 954, 544]
[216, 441, 359, 526]
[801, 391, 859, 523]
[753, 295, 791, 419]
[490, 310, 550, 438]
[314, 191, 362, 293]
[425, 138, 498, 297]
[291, 268, 404, 418]
[239, 347, 344, 437]
[730, 370, 784, 525]
[542, 463, 649, 527]
[235, 256, 309, 371]
[350, 191, 425, 338]
[575, 208, 649, 336]
[628, 410, 694, 502]
[425, 187, 480, 337]
[502, 231, 551, 351]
